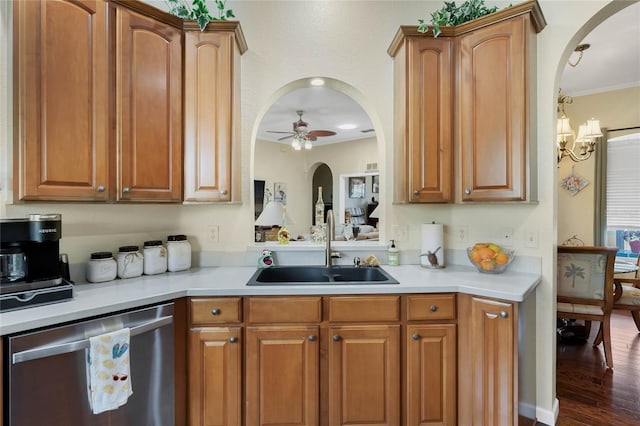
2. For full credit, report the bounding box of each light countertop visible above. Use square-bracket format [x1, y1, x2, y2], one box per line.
[0, 264, 541, 335]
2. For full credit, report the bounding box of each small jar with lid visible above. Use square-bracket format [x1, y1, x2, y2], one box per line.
[86, 252, 117, 283]
[167, 234, 191, 272]
[143, 240, 167, 275]
[116, 245, 143, 279]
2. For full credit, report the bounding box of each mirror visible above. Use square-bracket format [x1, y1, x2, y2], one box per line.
[254, 78, 381, 243]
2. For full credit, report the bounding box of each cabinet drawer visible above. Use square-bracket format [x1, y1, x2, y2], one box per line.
[248, 297, 322, 323]
[406, 294, 456, 321]
[190, 297, 242, 325]
[327, 295, 400, 322]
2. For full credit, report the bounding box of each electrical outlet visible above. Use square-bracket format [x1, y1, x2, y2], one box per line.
[456, 225, 469, 243]
[524, 230, 539, 248]
[500, 227, 514, 246]
[208, 225, 219, 243]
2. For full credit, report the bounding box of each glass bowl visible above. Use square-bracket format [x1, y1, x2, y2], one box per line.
[466, 247, 515, 274]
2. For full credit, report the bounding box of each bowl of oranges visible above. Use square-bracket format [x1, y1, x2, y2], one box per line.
[466, 243, 514, 274]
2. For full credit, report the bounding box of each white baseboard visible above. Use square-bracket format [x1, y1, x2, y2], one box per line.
[534, 398, 559, 425]
[518, 401, 537, 421]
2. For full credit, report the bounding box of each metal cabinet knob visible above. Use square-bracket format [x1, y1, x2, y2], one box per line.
[123, 187, 130, 194]
[219, 189, 228, 195]
[429, 305, 437, 312]
[412, 334, 420, 341]
[500, 311, 508, 318]
[229, 337, 237, 343]
[211, 308, 220, 316]
[308, 335, 317, 342]
[464, 189, 471, 195]
[413, 189, 420, 195]
[333, 335, 341, 342]
[97, 186, 105, 192]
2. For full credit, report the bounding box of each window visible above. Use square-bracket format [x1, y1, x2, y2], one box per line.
[604, 133, 640, 259]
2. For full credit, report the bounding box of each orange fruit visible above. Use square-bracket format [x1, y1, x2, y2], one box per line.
[470, 250, 482, 263]
[476, 247, 495, 260]
[495, 252, 509, 265]
[481, 259, 495, 271]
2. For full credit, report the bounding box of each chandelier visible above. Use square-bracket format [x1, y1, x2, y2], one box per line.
[556, 91, 603, 163]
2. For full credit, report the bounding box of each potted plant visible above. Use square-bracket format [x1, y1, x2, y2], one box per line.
[417, 0, 507, 37]
[166, 0, 235, 31]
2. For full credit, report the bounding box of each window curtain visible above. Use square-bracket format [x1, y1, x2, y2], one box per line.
[593, 129, 608, 246]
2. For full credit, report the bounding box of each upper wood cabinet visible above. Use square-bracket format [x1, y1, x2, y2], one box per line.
[183, 23, 246, 202]
[390, 34, 453, 203]
[458, 14, 531, 202]
[14, 0, 109, 201]
[113, 4, 183, 202]
[388, 0, 546, 203]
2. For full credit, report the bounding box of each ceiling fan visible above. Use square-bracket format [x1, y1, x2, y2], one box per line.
[267, 110, 337, 150]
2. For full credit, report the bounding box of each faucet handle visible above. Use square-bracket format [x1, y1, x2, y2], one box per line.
[331, 251, 341, 259]
[353, 256, 361, 267]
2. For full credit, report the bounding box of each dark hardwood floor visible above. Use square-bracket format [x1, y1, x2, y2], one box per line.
[557, 310, 640, 426]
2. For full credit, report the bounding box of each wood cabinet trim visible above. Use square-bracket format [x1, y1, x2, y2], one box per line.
[190, 297, 242, 325]
[247, 296, 322, 323]
[387, 0, 545, 57]
[183, 20, 248, 54]
[327, 295, 401, 322]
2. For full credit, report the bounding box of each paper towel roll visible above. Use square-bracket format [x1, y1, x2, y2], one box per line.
[421, 223, 445, 268]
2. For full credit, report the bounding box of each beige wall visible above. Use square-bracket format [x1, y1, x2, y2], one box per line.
[2, 1, 635, 423]
[557, 87, 640, 245]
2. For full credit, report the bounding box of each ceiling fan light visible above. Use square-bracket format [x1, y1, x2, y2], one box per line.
[304, 139, 313, 150]
[291, 138, 301, 150]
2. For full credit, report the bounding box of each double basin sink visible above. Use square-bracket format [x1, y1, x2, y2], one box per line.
[246, 265, 399, 286]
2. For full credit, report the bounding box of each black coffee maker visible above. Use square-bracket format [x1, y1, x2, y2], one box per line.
[0, 214, 73, 311]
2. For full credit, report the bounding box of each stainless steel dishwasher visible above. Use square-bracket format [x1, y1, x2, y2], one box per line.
[6, 302, 174, 426]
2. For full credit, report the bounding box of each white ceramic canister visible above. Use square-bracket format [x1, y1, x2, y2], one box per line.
[86, 252, 117, 283]
[167, 234, 191, 272]
[143, 240, 167, 275]
[116, 245, 143, 279]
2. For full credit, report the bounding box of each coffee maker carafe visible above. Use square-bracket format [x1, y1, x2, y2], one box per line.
[1, 214, 73, 311]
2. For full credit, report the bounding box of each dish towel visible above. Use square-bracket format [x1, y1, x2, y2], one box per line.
[86, 328, 133, 414]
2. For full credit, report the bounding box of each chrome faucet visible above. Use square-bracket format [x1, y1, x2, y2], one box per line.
[326, 209, 335, 266]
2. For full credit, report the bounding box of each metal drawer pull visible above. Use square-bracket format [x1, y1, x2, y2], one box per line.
[229, 337, 237, 343]
[413, 190, 420, 195]
[123, 187, 130, 193]
[464, 189, 471, 195]
[332, 335, 341, 342]
[97, 186, 105, 192]
[12, 315, 173, 365]
[219, 189, 228, 195]
[308, 335, 317, 342]
[429, 305, 437, 312]
[500, 311, 509, 318]
[212, 308, 221, 315]
[412, 334, 420, 341]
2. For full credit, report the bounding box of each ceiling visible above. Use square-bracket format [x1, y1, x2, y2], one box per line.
[257, 3, 639, 147]
[559, 1, 639, 96]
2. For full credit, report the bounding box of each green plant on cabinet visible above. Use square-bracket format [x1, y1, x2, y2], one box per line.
[165, 0, 235, 31]
[417, 0, 507, 37]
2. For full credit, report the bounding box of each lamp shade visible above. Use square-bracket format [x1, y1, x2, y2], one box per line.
[369, 205, 379, 219]
[575, 124, 589, 143]
[255, 201, 295, 227]
[557, 116, 573, 136]
[584, 118, 603, 139]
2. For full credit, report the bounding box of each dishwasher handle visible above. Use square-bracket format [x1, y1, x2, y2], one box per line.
[12, 315, 173, 365]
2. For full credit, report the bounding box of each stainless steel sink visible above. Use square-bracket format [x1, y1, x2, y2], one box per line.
[246, 265, 399, 286]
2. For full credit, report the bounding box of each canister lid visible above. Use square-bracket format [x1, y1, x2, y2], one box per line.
[167, 234, 187, 241]
[144, 240, 163, 247]
[90, 251, 113, 260]
[118, 245, 139, 253]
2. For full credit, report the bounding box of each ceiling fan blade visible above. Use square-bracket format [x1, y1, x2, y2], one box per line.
[267, 131, 295, 134]
[278, 134, 294, 141]
[308, 130, 337, 138]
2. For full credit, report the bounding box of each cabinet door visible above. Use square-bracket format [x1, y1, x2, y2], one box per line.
[246, 326, 319, 426]
[328, 325, 400, 425]
[458, 295, 517, 426]
[406, 37, 453, 203]
[458, 16, 528, 202]
[183, 31, 234, 202]
[189, 327, 242, 426]
[114, 7, 182, 202]
[406, 324, 457, 426]
[14, 0, 109, 201]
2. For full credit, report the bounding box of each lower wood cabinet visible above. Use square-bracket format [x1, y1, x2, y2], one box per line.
[189, 327, 242, 426]
[187, 293, 518, 426]
[328, 325, 401, 425]
[246, 326, 319, 425]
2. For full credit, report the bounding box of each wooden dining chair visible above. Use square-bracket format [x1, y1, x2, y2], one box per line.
[557, 246, 618, 369]
[612, 271, 640, 332]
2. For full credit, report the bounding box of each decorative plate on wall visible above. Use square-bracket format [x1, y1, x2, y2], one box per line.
[560, 171, 589, 196]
